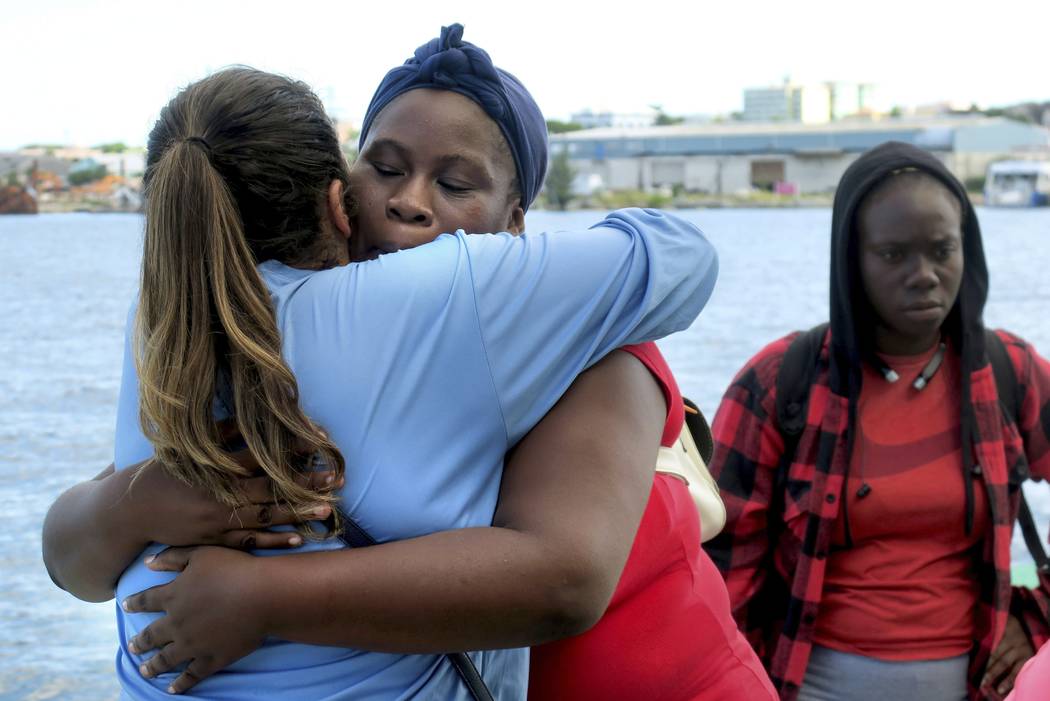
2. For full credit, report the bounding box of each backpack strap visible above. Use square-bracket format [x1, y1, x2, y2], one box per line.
[775, 322, 830, 461]
[332, 504, 495, 701]
[1019, 496, 1050, 574]
[766, 322, 830, 540]
[985, 329, 1050, 574]
[986, 328, 1021, 421]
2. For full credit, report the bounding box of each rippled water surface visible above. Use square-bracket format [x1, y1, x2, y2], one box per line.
[3, 208, 1050, 699]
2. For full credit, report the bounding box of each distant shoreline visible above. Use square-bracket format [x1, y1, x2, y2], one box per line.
[10, 190, 990, 215]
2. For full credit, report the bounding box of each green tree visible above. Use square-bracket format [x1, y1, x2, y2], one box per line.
[654, 112, 685, 126]
[96, 142, 127, 153]
[546, 119, 584, 134]
[6, 171, 19, 187]
[68, 164, 108, 186]
[650, 104, 685, 127]
[964, 175, 986, 193]
[544, 150, 576, 211]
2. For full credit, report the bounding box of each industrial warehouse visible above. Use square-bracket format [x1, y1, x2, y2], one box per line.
[549, 117, 1050, 195]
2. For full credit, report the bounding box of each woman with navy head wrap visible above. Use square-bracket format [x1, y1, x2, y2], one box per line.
[348, 23, 544, 259]
[347, 24, 776, 701]
[359, 23, 547, 212]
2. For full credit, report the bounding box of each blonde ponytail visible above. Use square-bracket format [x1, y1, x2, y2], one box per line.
[138, 127, 343, 529]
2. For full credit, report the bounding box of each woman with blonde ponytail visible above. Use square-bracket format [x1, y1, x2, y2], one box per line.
[44, 66, 719, 700]
[136, 127, 343, 526]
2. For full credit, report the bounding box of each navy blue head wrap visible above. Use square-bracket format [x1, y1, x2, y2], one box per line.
[359, 23, 548, 211]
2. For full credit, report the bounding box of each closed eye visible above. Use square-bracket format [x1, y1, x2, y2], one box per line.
[371, 161, 402, 177]
[439, 180, 473, 194]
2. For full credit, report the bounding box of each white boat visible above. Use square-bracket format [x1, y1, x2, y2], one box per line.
[985, 160, 1050, 207]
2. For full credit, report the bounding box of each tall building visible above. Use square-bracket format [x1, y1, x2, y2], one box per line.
[742, 85, 796, 123]
[827, 82, 878, 120]
[794, 84, 832, 124]
[743, 81, 875, 124]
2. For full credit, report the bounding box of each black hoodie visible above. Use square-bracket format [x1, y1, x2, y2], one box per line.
[828, 140, 990, 537]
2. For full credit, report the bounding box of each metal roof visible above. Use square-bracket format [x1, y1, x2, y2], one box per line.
[550, 117, 1047, 159]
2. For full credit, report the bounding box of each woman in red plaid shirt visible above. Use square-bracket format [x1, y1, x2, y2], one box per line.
[705, 141, 1050, 701]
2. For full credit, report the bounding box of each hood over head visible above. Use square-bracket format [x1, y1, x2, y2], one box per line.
[829, 140, 988, 394]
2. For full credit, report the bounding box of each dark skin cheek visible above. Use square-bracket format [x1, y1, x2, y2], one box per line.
[438, 199, 502, 235]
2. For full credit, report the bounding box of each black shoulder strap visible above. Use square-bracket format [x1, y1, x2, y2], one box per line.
[1019, 496, 1049, 574]
[767, 322, 830, 524]
[775, 323, 830, 450]
[333, 504, 495, 701]
[985, 328, 1021, 420]
[985, 330, 1050, 573]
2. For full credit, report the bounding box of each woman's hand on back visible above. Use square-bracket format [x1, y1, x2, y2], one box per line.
[128, 457, 337, 550]
[122, 546, 269, 694]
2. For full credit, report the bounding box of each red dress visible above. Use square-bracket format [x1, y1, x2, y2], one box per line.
[527, 342, 776, 700]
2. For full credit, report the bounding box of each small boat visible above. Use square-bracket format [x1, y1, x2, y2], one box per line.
[984, 160, 1050, 207]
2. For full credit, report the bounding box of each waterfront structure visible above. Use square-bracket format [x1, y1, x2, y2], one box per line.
[549, 117, 1050, 195]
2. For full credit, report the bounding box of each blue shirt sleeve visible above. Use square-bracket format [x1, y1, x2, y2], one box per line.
[466, 207, 717, 444]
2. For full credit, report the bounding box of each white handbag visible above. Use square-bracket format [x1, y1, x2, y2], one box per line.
[655, 408, 726, 542]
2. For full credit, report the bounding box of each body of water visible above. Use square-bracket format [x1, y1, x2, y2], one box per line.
[2, 207, 1050, 699]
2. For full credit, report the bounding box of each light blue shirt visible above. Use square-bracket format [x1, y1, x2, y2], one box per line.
[112, 208, 718, 700]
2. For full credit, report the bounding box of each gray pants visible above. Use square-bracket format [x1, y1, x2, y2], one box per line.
[797, 645, 969, 701]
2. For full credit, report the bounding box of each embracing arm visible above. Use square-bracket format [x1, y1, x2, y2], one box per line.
[42, 463, 148, 602]
[41, 460, 329, 603]
[271, 350, 662, 648]
[127, 350, 665, 680]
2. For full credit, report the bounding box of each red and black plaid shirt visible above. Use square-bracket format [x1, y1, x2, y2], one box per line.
[706, 328, 1050, 701]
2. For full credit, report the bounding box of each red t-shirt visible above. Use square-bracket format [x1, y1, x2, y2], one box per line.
[527, 342, 776, 700]
[813, 344, 990, 660]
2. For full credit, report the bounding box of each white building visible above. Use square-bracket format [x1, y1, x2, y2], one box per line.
[794, 84, 832, 124]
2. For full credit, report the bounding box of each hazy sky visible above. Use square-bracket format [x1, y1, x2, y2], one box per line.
[3, 0, 1048, 149]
